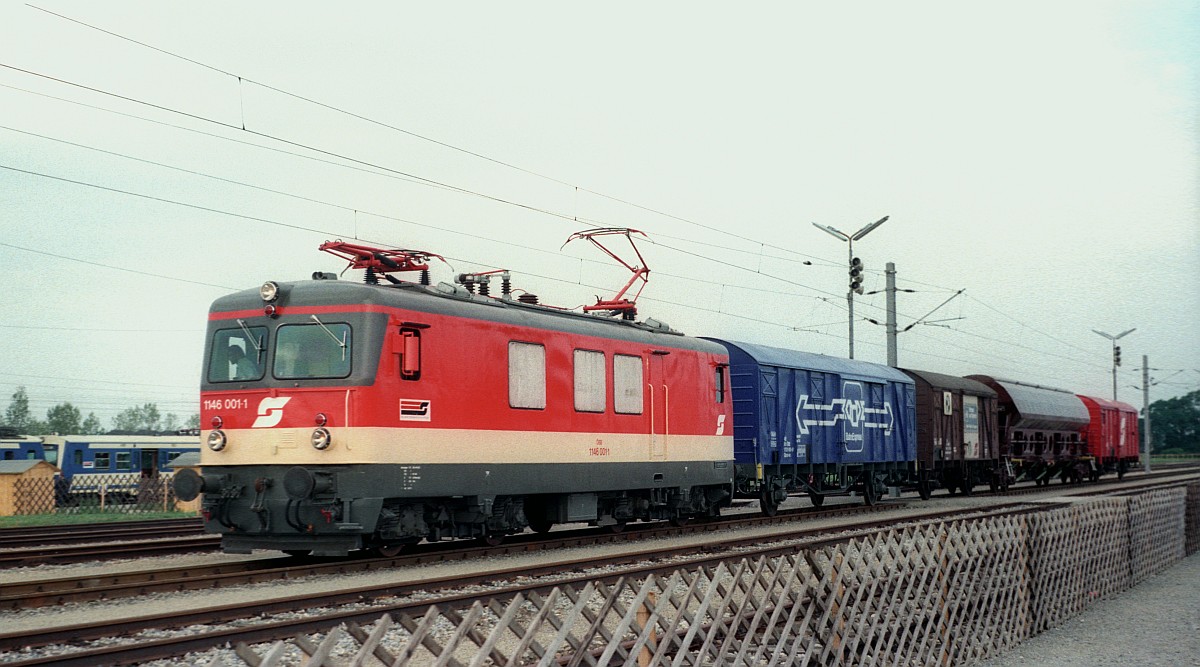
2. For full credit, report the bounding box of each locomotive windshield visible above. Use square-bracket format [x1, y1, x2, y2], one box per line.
[208, 326, 267, 382]
[274, 322, 353, 379]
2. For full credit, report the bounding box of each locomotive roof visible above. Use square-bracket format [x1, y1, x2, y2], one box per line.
[210, 279, 727, 355]
[707, 338, 914, 385]
[900, 368, 998, 397]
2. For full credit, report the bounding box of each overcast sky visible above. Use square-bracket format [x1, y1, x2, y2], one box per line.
[1, 1, 1197, 427]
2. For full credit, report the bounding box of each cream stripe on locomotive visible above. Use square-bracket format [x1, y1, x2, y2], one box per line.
[200, 427, 732, 466]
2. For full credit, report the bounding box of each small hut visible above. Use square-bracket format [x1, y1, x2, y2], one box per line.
[0, 460, 57, 516]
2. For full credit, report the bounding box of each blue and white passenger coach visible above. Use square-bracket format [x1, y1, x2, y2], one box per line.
[706, 339, 916, 514]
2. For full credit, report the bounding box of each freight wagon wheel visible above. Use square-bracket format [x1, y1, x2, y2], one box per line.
[759, 490, 780, 517]
[669, 516, 691, 528]
[481, 533, 505, 547]
[282, 550, 311, 557]
[808, 491, 825, 508]
[608, 520, 629, 533]
[960, 476, 974, 497]
[917, 482, 932, 501]
[861, 477, 877, 506]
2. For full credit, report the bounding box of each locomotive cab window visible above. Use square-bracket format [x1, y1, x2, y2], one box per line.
[208, 326, 267, 383]
[574, 350, 606, 413]
[613, 354, 643, 415]
[509, 342, 546, 409]
[274, 321, 353, 379]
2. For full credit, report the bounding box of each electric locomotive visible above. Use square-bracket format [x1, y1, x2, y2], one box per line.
[175, 240, 735, 556]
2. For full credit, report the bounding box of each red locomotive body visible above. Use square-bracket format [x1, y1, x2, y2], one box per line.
[177, 276, 734, 556]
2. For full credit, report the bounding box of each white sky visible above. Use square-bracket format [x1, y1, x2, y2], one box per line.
[1, 1, 1197, 425]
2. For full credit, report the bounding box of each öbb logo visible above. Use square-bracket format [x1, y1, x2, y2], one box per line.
[252, 397, 292, 428]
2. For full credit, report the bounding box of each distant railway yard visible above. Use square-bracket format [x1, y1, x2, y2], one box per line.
[0, 466, 1196, 667]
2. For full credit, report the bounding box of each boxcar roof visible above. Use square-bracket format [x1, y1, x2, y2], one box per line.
[977, 376, 1090, 427]
[1076, 394, 1138, 413]
[901, 369, 997, 397]
[707, 339, 913, 384]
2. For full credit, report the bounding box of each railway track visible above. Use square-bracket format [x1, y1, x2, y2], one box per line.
[1, 471, 1196, 666]
[2, 500, 1046, 667]
[0, 517, 205, 548]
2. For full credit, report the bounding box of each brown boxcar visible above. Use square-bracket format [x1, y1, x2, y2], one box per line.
[966, 375, 1091, 485]
[902, 369, 1003, 496]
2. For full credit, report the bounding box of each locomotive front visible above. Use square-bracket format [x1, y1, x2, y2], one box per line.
[175, 278, 397, 555]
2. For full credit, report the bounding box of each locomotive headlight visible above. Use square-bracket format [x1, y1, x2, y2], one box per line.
[311, 427, 332, 450]
[260, 281, 279, 302]
[207, 430, 227, 451]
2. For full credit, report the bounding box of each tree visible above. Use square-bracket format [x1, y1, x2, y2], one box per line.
[4, 387, 33, 432]
[1148, 389, 1200, 454]
[81, 412, 105, 435]
[185, 413, 200, 429]
[111, 403, 163, 433]
[162, 413, 180, 432]
[45, 402, 82, 435]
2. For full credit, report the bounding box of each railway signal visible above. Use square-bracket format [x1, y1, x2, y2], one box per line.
[850, 257, 864, 294]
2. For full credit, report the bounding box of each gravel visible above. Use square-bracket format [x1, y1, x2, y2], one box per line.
[978, 552, 1200, 667]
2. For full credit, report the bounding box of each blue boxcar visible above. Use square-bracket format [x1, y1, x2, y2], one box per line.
[704, 339, 916, 512]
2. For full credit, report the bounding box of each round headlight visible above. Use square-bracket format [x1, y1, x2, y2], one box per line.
[260, 281, 279, 302]
[311, 427, 331, 450]
[207, 430, 227, 451]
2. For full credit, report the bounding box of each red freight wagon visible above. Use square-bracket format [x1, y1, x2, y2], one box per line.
[1076, 394, 1140, 480]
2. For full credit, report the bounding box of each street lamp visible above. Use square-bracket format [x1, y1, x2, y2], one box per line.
[1092, 327, 1135, 400]
[812, 215, 889, 359]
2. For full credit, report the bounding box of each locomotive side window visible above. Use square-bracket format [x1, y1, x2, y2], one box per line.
[274, 323, 353, 379]
[574, 350, 606, 413]
[509, 342, 546, 409]
[715, 365, 727, 403]
[208, 327, 267, 383]
[613, 354, 644, 415]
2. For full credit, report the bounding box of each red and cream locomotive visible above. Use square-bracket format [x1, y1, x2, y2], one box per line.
[175, 234, 735, 556]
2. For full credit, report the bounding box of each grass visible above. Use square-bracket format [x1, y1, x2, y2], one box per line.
[0, 510, 197, 528]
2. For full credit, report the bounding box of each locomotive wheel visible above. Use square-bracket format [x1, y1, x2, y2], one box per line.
[809, 491, 826, 507]
[375, 544, 407, 558]
[527, 515, 554, 534]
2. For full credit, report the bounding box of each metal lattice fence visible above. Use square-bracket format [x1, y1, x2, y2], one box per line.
[5, 474, 188, 517]
[212, 486, 1195, 667]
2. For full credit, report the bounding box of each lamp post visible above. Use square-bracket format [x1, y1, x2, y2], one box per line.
[1092, 327, 1135, 400]
[812, 215, 888, 359]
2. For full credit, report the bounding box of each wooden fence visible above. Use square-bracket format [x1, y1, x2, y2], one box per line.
[213, 484, 1197, 667]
